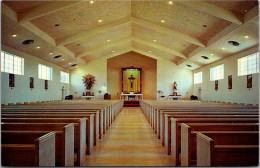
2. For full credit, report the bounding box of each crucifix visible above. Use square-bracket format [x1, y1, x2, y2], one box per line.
[128, 75, 136, 88]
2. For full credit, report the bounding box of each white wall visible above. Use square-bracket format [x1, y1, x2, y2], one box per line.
[193, 46, 259, 105]
[1, 44, 70, 105]
[70, 54, 193, 100]
[157, 59, 193, 99]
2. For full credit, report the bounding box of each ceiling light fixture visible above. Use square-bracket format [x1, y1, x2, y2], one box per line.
[53, 55, 61, 59]
[153, 40, 157, 42]
[36, 46, 41, 49]
[201, 56, 209, 59]
[69, 63, 72, 65]
[222, 47, 226, 50]
[107, 39, 111, 42]
[244, 36, 249, 39]
[161, 20, 165, 23]
[49, 52, 53, 55]
[98, 19, 103, 23]
[112, 50, 115, 53]
[228, 41, 240, 46]
[12, 34, 17, 37]
[210, 53, 213, 56]
[22, 39, 34, 45]
[148, 51, 152, 53]
[168, 1, 173, 5]
[62, 59, 65, 61]
[89, 0, 94, 4]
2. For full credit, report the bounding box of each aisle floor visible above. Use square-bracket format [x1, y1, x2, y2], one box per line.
[83, 107, 174, 166]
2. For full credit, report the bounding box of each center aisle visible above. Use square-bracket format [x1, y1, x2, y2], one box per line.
[83, 107, 174, 166]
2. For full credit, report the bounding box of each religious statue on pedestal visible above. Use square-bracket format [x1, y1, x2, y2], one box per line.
[173, 81, 177, 95]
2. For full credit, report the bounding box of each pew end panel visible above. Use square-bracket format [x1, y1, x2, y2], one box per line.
[64, 123, 74, 166]
[196, 132, 214, 166]
[170, 118, 179, 166]
[180, 123, 191, 166]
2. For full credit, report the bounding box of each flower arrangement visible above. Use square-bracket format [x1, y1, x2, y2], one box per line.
[82, 74, 96, 90]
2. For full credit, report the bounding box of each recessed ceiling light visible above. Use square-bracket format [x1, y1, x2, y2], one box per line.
[89, 0, 94, 4]
[12, 34, 17, 37]
[112, 50, 115, 53]
[222, 47, 226, 50]
[148, 51, 152, 53]
[49, 52, 53, 55]
[161, 20, 165, 23]
[69, 63, 72, 65]
[168, 1, 173, 5]
[98, 19, 103, 23]
[153, 40, 157, 42]
[62, 59, 65, 61]
[244, 36, 249, 39]
[107, 39, 111, 42]
[210, 53, 213, 56]
[36, 46, 41, 49]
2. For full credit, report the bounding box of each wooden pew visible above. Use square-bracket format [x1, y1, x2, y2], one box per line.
[2, 132, 56, 166]
[170, 117, 259, 166]
[2, 123, 74, 166]
[164, 114, 258, 153]
[159, 110, 258, 140]
[197, 132, 259, 166]
[181, 123, 259, 166]
[2, 109, 103, 140]
[2, 112, 98, 146]
[1, 120, 86, 166]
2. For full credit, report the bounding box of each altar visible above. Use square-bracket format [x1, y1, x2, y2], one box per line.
[120, 93, 143, 100]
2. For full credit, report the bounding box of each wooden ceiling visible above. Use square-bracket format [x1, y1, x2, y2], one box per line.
[1, 0, 259, 70]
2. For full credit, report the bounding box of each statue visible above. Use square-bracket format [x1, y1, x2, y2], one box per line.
[128, 75, 136, 88]
[173, 81, 177, 94]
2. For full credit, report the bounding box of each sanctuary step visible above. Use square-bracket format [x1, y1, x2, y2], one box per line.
[124, 101, 140, 107]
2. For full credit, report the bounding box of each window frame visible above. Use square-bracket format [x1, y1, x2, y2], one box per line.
[1, 51, 24, 75]
[237, 52, 259, 76]
[210, 64, 224, 81]
[38, 63, 53, 80]
[194, 71, 202, 84]
[60, 71, 69, 84]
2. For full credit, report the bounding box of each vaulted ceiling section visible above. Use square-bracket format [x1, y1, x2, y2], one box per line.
[1, 0, 259, 70]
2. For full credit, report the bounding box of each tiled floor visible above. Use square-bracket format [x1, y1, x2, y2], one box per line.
[83, 107, 174, 166]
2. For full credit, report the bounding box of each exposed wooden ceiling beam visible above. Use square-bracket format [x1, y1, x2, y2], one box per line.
[132, 37, 187, 59]
[130, 17, 207, 48]
[2, 3, 83, 65]
[177, 1, 243, 25]
[131, 48, 162, 60]
[76, 36, 187, 59]
[76, 36, 131, 58]
[18, 1, 81, 23]
[57, 17, 131, 46]
[87, 48, 133, 62]
[177, 6, 258, 65]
